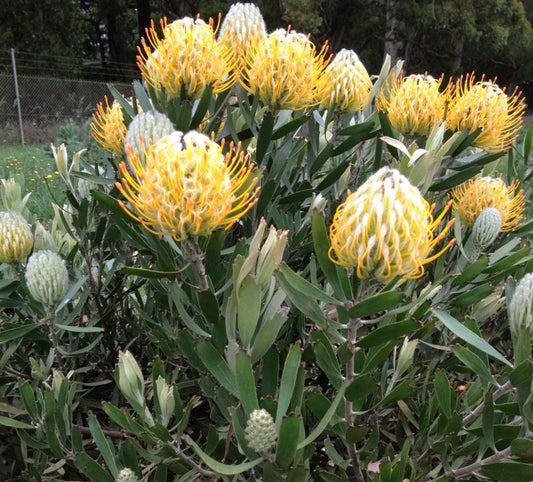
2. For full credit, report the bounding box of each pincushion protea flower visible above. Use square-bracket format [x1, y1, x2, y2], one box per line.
[91, 97, 128, 156]
[138, 16, 237, 100]
[0, 211, 33, 263]
[329, 167, 454, 281]
[377, 73, 448, 137]
[25, 250, 69, 306]
[239, 28, 329, 111]
[116, 131, 260, 241]
[447, 74, 525, 153]
[450, 176, 524, 232]
[318, 48, 372, 113]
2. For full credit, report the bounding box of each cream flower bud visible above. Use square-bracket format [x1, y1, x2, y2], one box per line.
[1, 178, 31, 213]
[51, 143, 70, 185]
[256, 225, 289, 289]
[117, 350, 145, 408]
[396, 337, 418, 380]
[155, 376, 175, 427]
[472, 207, 502, 250]
[25, 250, 69, 305]
[0, 211, 33, 263]
[245, 408, 278, 453]
[509, 273, 533, 338]
[115, 468, 139, 482]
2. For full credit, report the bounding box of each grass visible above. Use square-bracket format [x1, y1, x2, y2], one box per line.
[0, 142, 66, 220]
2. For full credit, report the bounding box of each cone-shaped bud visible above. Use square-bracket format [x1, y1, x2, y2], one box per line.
[155, 376, 175, 427]
[115, 468, 139, 482]
[472, 207, 502, 252]
[125, 111, 175, 167]
[0, 211, 33, 263]
[1, 178, 31, 213]
[25, 250, 69, 305]
[117, 350, 145, 408]
[396, 337, 418, 379]
[509, 273, 533, 338]
[245, 408, 278, 453]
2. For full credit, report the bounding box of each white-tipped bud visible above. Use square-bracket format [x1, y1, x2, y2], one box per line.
[509, 273, 533, 338]
[473, 207, 502, 251]
[245, 409, 278, 454]
[117, 350, 145, 408]
[25, 250, 69, 305]
[115, 468, 139, 482]
[0, 211, 33, 263]
[155, 376, 175, 427]
[396, 337, 418, 379]
[219, 3, 267, 46]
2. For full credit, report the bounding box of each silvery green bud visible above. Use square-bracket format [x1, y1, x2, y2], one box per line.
[155, 376, 175, 427]
[125, 111, 175, 165]
[256, 224, 288, 290]
[25, 250, 69, 305]
[244, 408, 278, 453]
[115, 468, 139, 482]
[1, 178, 31, 213]
[117, 350, 145, 408]
[509, 273, 533, 338]
[472, 207, 502, 251]
[395, 337, 418, 380]
[0, 211, 33, 263]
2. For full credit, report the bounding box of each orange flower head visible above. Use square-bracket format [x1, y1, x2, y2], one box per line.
[116, 131, 260, 240]
[91, 97, 127, 156]
[447, 74, 525, 152]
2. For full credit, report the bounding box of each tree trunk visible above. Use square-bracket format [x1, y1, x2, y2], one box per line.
[384, 0, 406, 67]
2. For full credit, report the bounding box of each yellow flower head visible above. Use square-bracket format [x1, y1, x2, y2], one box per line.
[329, 167, 454, 281]
[450, 176, 525, 231]
[0, 211, 33, 263]
[91, 97, 127, 156]
[318, 48, 372, 113]
[138, 16, 237, 100]
[218, 2, 267, 65]
[447, 74, 525, 153]
[116, 131, 260, 240]
[377, 73, 448, 137]
[239, 28, 329, 110]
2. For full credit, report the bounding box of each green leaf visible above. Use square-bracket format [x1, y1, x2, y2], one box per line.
[275, 415, 303, 469]
[523, 123, 533, 163]
[451, 255, 489, 287]
[54, 323, 104, 333]
[275, 344, 302, 426]
[451, 284, 494, 307]
[0, 416, 33, 429]
[235, 351, 259, 416]
[482, 391, 495, 450]
[18, 381, 39, 421]
[197, 341, 237, 396]
[355, 320, 418, 349]
[453, 346, 496, 386]
[237, 276, 261, 347]
[316, 159, 351, 191]
[256, 112, 274, 164]
[345, 374, 376, 402]
[251, 311, 287, 364]
[190, 85, 213, 129]
[197, 288, 220, 325]
[0, 323, 39, 343]
[277, 264, 339, 306]
[349, 290, 403, 318]
[75, 453, 114, 482]
[429, 165, 480, 192]
[185, 436, 261, 475]
[510, 360, 533, 387]
[375, 380, 414, 408]
[512, 438, 533, 459]
[88, 414, 119, 477]
[132, 80, 154, 113]
[119, 267, 181, 279]
[433, 309, 512, 367]
[272, 115, 308, 140]
[314, 339, 343, 389]
[481, 462, 533, 482]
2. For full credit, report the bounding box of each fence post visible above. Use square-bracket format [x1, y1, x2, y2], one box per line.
[10, 48, 24, 145]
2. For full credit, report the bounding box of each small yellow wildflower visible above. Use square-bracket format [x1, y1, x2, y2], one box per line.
[91, 97, 127, 156]
[450, 176, 524, 231]
[329, 167, 454, 281]
[377, 73, 448, 137]
[239, 28, 329, 111]
[318, 48, 372, 113]
[447, 74, 525, 153]
[116, 131, 260, 241]
[138, 16, 237, 100]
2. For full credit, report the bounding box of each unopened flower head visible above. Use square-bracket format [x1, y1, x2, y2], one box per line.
[125, 111, 175, 166]
[117, 350, 145, 407]
[318, 49, 372, 113]
[447, 74, 525, 152]
[329, 167, 454, 282]
[155, 376, 175, 427]
[91, 97, 127, 156]
[509, 272, 533, 338]
[116, 467, 139, 482]
[117, 131, 260, 241]
[219, 2, 267, 64]
[450, 176, 524, 232]
[1, 178, 31, 213]
[377, 73, 448, 136]
[0, 211, 33, 263]
[245, 408, 278, 453]
[240, 28, 329, 110]
[472, 207, 502, 251]
[138, 17, 237, 100]
[25, 250, 69, 305]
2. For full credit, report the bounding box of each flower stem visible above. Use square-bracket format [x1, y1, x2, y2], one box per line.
[185, 237, 209, 291]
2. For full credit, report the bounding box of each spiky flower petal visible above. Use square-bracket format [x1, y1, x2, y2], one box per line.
[240, 28, 328, 110]
[329, 167, 454, 281]
[245, 409, 278, 454]
[25, 250, 69, 305]
[138, 17, 237, 100]
[450, 176, 524, 231]
[116, 131, 260, 241]
[509, 272, 533, 338]
[447, 74, 525, 153]
[0, 211, 33, 263]
[377, 73, 448, 137]
[91, 97, 128, 156]
[318, 48, 372, 113]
